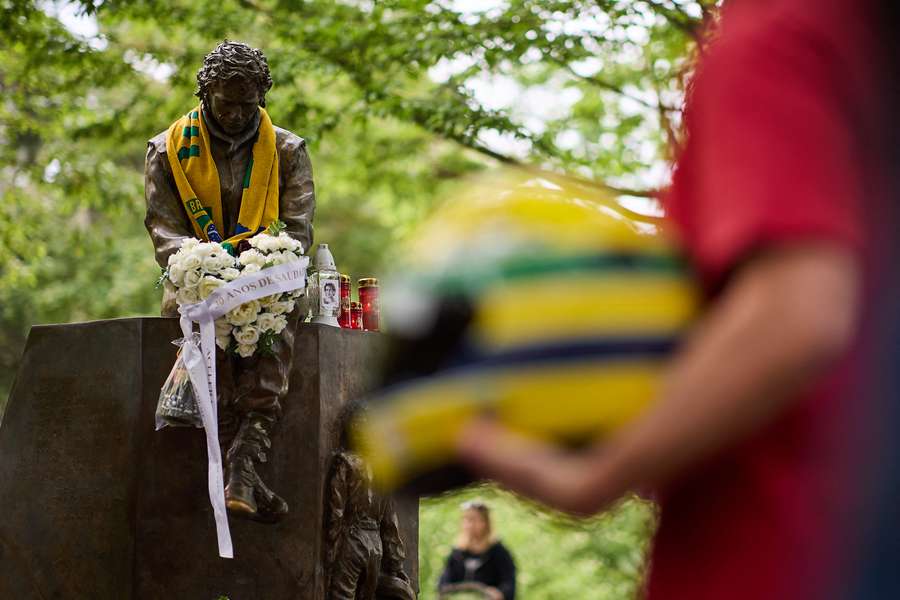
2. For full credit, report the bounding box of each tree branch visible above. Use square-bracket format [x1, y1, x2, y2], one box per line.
[448, 134, 659, 198]
[643, 0, 705, 46]
[239, 1, 662, 198]
[468, 142, 520, 165]
[648, 68, 682, 158]
[548, 55, 678, 113]
[596, 183, 658, 198]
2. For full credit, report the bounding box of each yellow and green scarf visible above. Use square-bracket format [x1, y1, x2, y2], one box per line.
[165, 105, 279, 254]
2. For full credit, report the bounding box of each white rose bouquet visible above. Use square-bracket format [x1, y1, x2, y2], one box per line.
[227, 226, 306, 357]
[162, 221, 307, 359]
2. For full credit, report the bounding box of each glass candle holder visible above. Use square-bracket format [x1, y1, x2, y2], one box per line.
[350, 301, 363, 330]
[339, 274, 351, 328]
[358, 277, 380, 331]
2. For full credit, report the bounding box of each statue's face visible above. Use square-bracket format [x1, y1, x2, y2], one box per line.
[206, 78, 261, 135]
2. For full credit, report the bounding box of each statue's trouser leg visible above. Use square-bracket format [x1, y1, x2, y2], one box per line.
[223, 308, 301, 520]
[329, 551, 361, 599]
[236, 305, 302, 413]
[329, 528, 377, 600]
[362, 536, 382, 600]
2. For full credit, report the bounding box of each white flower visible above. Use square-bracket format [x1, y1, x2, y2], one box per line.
[272, 314, 288, 334]
[181, 238, 200, 252]
[201, 254, 222, 273]
[168, 264, 186, 287]
[236, 343, 256, 358]
[249, 235, 267, 252]
[252, 234, 279, 253]
[214, 318, 233, 337]
[198, 275, 224, 299]
[216, 253, 235, 270]
[259, 294, 279, 307]
[226, 300, 260, 327]
[176, 287, 200, 305]
[216, 335, 231, 350]
[270, 300, 295, 316]
[241, 263, 262, 275]
[183, 269, 202, 288]
[234, 324, 261, 346]
[278, 236, 295, 252]
[193, 242, 217, 260]
[279, 233, 302, 254]
[239, 249, 266, 268]
[221, 267, 241, 281]
[181, 253, 202, 271]
[255, 312, 277, 332]
[270, 250, 297, 266]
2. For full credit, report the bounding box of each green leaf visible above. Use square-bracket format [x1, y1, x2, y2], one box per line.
[265, 219, 287, 236]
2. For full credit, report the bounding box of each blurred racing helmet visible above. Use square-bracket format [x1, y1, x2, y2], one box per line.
[348, 168, 699, 495]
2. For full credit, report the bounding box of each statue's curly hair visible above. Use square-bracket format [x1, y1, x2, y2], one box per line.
[196, 40, 273, 107]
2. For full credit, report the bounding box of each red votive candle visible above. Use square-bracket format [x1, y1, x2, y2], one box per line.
[358, 278, 379, 332]
[339, 274, 351, 328]
[350, 301, 363, 330]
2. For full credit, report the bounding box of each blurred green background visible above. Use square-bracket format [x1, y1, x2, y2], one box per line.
[419, 485, 656, 600]
[1, 1, 711, 596]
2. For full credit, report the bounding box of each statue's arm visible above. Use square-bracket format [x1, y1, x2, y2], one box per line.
[144, 137, 194, 268]
[278, 135, 315, 253]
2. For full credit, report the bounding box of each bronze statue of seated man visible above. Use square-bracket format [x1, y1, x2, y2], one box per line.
[144, 40, 315, 522]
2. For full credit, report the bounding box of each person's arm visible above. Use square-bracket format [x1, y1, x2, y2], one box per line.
[491, 544, 517, 600]
[437, 550, 458, 590]
[144, 138, 194, 268]
[458, 243, 860, 516]
[278, 135, 315, 253]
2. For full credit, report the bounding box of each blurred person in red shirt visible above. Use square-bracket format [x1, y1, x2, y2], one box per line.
[456, 1, 898, 598]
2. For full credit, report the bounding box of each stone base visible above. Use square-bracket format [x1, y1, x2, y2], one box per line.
[0, 318, 417, 599]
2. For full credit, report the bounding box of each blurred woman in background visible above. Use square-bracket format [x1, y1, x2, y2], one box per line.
[438, 501, 516, 600]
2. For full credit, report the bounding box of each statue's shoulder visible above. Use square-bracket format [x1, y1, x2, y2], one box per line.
[145, 131, 173, 178]
[273, 126, 308, 154]
[147, 130, 169, 156]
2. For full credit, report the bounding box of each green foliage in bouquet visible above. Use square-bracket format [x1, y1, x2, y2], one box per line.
[265, 220, 288, 237]
[226, 328, 279, 358]
[255, 330, 279, 357]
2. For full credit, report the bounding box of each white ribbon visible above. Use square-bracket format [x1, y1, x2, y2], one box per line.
[176, 257, 310, 558]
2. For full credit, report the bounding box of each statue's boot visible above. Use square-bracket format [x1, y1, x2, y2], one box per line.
[224, 412, 289, 523]
[225, 309, 300, 522]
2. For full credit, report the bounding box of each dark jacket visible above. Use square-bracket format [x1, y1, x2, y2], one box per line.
[438, 541, 516, 600]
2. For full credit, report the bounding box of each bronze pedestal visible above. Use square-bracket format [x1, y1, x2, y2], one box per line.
[0, 318, 417, 599]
